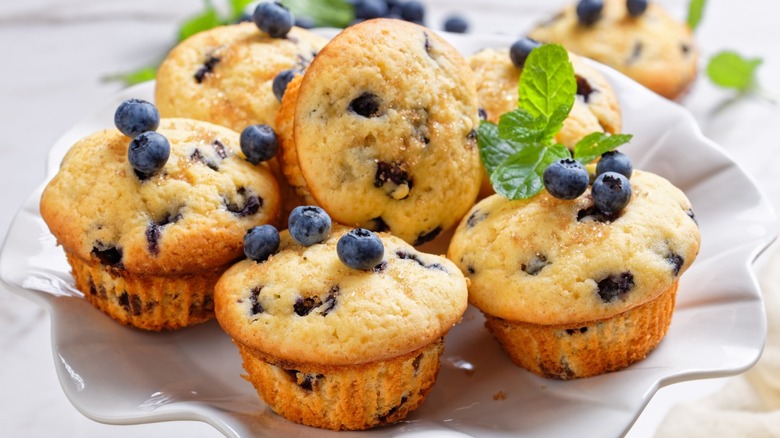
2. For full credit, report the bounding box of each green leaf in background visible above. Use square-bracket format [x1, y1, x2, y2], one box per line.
[517, 43, 576, 135]
[179, 0, 222, 42]
[491, 144, 570, 200]
[573, 133, 633, 165]
[281, 0, 354, 28]
[706, 51, 763, 92]
[102, 65, 159, 86]
[687, 0, 707, 31]
[229, 0, 256, 20]
[478, 121, 523, 176]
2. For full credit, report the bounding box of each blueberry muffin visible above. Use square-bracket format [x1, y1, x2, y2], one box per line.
[214, 225, 468, 430]
[278, 18, 482, 245]
[528, 0, 698, 100]
[40, 118, 280, 330]
[468, 47, 622, 196]
[448, 170, 700, 379]
[154, 22, 328, 132]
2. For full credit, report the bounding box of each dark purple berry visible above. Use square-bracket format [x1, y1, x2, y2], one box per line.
[349, 93, 381, 117]
[592, 172, 632, 214]
[354, 0, 388, 19]
[543, 159, 589, 200]
[288, 206, 332, 246]
[337, 228, 384, 270]
[253, 2, 294, 38]
[627, 0, 648, 17]
[596, 150, 633, 179]
[244, 225, 280, 262]
[400, 1, 425, 22]
[128, 131, 170, 179]
[443, 15, 468, 33]
[114, 99, 159, 138]
[272, 69, 297, 102]
[240, 124, 278, 164]
[509, 37, 542, 68]
[577, 0, 604, 26]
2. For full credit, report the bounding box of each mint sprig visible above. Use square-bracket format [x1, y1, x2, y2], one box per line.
[477, 43, 632, 201]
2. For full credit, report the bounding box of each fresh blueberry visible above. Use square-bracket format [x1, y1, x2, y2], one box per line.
[400, 1, 425, 23]
[128, 131, 170, 179]
[253, 2, 294, 38]
[443, 15, 468, 33]
[596, 150, 633, 179]
[114, 99, 160, 138]
[543, 158, 589, 200]
[626, 0, 648, 17]
[592, 172, 632, 214]
[272, 69, 297, 102]
[288, 206, 332, 246]
[244, 225, 280, 262]
[509, 37, 542, 68]
[337, 228, 384, 270]
[577, 0, 604, 26]
[354, 0, 388, 19]
[240, 124, 278, 164]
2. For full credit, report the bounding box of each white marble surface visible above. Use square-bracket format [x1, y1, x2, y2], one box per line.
[1, 0, 779, 437]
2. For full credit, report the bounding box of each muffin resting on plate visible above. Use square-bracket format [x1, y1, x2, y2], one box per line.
[154, 22, 328, 132]
[276, 18, 483, 246]
[448, 170, 701, 379]
[214, 225, 468, 430]
[40, 118, 280, 330]
[528, 0, 698, 100]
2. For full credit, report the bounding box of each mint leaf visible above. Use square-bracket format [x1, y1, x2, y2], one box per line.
[179, 1, 221, 42]
[687, 0, 707, 31]
[497, 109, 548, 144]
[491, 144, 570, 200]
[518, 44, 576, 137]
[573, 133, 633, 165]
[706, 51, 762, 92]
[281, 0, 354, 27]
[103, 65, 159, 86]
[478, 121, 522, 176]
[229, 0, 256, 20]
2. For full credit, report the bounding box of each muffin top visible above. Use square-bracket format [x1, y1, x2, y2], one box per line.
[154, 22, 328, 132]
[289, 18, 482, 245]
[468, 47, 622, 148]
[40, 118, 280, 275]
[528, 0, 697, 99]
[215, 225, 468, 366]
[448, 170, 700, 325]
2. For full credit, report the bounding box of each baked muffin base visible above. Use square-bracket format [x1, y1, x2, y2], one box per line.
[485, 282, 678, 379]
[67, 251, 223, 331]
[236, 339, 444, 431]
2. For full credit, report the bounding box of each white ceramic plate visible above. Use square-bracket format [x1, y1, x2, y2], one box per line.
[1, 32, 776, 438]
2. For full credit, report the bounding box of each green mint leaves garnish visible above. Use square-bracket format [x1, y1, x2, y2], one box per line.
[478, 43, 631, 201]
[687, 0, 707, 31]
[706, 51, 763, 93]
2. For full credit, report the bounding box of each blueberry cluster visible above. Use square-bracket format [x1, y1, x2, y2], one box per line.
[543, 150, 633, 216]
[576, 0, 649, 25]
[244, 206, 383, 271]
[114, 99, 169, 180]
[346, 0, 469, 34]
